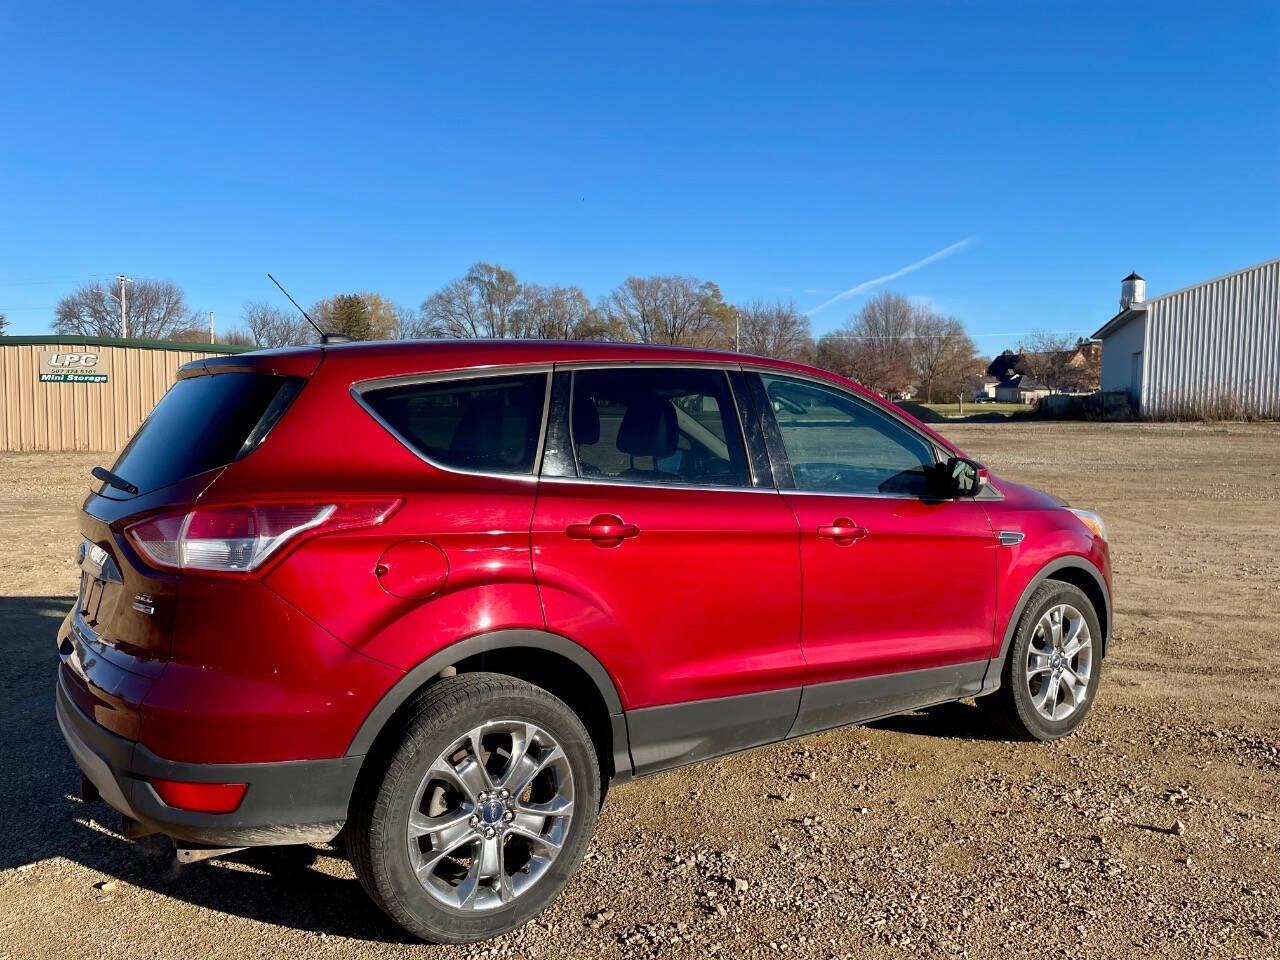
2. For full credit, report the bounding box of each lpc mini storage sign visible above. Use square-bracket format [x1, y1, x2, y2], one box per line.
[39, 351, 109, 383]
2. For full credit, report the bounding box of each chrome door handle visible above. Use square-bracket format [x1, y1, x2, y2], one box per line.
[816, 518, 868, 545]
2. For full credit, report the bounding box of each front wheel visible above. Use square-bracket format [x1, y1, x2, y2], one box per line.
[348, 673, 600, 944]
[984, 581, 1103, 740]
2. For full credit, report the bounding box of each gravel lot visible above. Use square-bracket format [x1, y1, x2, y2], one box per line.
[2, 422, 1278, 959]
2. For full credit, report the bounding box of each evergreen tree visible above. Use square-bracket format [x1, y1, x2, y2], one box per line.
[327, 293, 373, 340]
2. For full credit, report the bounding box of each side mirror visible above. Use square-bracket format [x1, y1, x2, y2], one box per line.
[942, 456, 988, 497]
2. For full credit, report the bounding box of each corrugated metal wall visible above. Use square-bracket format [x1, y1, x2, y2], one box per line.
[1143, 258, 1280, 418]
[0, 342, 229, 452]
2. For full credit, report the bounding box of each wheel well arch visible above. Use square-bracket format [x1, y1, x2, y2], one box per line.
[1045, 566, 1110, 653]
[997, 558, 1112, 665]
[345, 630, 629, 788]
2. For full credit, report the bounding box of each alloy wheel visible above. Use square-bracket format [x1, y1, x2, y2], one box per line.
[1025, 603, 1093, 722]
[406, 719, 575, 912]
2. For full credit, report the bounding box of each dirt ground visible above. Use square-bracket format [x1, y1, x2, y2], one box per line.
[1, 422, 1278, 959]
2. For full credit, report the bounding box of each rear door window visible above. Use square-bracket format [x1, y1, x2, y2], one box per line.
[360, 372, 549, 475]
[109, 373, 301, 495]
[568, 368, 750, 487]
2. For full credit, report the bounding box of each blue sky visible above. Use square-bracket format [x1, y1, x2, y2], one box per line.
[1, 1, 1277, 352]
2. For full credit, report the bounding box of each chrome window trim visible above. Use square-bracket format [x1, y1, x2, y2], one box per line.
[349, 364, 554, 483]
[780, 488, 944, 502]
[351, 362, 555, 393]
[552, 359, 742, 373]
[558, 363, 758, 492]
[537, 474, 780, 496]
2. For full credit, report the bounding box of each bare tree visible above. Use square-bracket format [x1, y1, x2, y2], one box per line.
[816, 292, 915, 395]
[1017, 330, 1082, 393]
[598, 275, 731, 346]
[419, 262, 525, 339]
[419, 278, 483, 337]
[241, 301, 314, 347]
[910, 306, 979, 402]
[519, 283, 617, 340]
[394, 303, 422, 338]
[0, 312, 7, 335]
[734, 299, 814, 361]
[54, 279, 200, 339]
[217, 329, 257, 347]
[814, 332, 861, 382]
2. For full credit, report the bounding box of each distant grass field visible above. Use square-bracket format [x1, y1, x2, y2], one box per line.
[906, 401, 1033, 419]
[925, 401, 1031, 416]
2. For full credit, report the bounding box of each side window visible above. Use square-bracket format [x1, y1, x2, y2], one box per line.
[570, 368, 750, 487]
[760, 374, 938, 496]
[361, 373, 548, 474]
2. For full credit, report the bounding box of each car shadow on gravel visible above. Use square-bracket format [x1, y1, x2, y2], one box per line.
[0, 594, 413, 944]
[868, 699, 1013, 741]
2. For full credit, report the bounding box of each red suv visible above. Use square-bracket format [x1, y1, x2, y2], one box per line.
[57, 341, 1111, 943]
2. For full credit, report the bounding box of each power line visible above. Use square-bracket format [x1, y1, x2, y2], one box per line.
[820, 328, 1095, 341]
[0, 275, 115, 287]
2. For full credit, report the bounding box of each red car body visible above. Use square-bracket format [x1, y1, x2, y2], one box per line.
[57, 340, 1110, 845]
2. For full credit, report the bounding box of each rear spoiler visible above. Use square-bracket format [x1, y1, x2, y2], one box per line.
[177, 347, 324, 381]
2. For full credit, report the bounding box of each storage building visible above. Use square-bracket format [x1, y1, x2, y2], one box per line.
[0, 335, 251, 452]
[1092, 258, 1280, 417]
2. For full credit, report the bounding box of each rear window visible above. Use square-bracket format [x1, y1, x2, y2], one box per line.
[360, 373, 548, 475]
[108, 373, 300, 494]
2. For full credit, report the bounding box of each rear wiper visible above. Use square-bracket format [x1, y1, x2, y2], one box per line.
[91, 466, 139, 495]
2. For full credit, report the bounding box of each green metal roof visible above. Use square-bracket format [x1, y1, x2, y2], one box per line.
[0, 334, 254, 354]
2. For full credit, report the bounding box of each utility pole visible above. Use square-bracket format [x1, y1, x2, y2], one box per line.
[116, 275, 133, 337]
[209, 311, 215, 344]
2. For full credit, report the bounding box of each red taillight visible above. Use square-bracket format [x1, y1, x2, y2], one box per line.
[148, 778, 247, 813]
[125, 500, 400, 574]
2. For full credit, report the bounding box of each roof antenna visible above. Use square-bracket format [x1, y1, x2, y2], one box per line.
[266, 273, 351, 344]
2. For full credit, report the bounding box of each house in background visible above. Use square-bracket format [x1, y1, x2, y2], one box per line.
[1063, 341, 1101, 390]
[986, 345, 1095, 402]
[987, 350, 1025, 384]
[994, 373, 1051, 404]
[966, 374, 1000, 400]
[1092, 258, 1280, 417]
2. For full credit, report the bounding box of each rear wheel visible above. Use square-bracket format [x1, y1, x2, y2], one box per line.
[985, 581, 1102, 740]
[348, 673, 600, 943]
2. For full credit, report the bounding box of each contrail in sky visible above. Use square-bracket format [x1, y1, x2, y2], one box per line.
[804, 237, 977, 316]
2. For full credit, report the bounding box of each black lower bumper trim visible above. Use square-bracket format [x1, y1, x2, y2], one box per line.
[56, 678, 363, 846]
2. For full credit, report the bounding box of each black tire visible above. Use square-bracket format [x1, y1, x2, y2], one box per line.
[984, 581, 1103, 741]
[348, 673, 601, 944]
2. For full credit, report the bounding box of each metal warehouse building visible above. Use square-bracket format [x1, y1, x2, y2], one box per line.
[1093, 257, 1280, 418]
[0, 335, 250, 452]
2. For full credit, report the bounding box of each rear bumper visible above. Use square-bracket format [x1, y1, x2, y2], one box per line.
[56, 676, 362, 847]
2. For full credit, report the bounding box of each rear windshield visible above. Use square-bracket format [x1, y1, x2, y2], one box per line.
[108, 373, 299, 494]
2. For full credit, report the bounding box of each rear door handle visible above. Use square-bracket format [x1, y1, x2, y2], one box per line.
[566, 514, 639, 547]
[816, 518, 868, 545]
